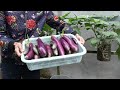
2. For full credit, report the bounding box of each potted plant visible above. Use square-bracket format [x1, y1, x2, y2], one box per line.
[80, 17, 120, 61]
[60, 12, 120, 61]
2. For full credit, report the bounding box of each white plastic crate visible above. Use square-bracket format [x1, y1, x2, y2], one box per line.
[21, 34, 87, 71]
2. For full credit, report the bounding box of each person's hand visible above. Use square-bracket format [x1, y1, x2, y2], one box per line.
[14, 42, 24, 57]
[75, 34, 85, 45]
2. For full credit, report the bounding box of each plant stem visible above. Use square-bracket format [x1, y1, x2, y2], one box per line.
[92, 27, 97, 38]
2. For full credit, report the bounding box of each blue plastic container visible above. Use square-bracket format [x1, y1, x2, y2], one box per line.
[21, 34, 87, 71]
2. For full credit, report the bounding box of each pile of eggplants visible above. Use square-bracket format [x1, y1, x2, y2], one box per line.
[24, 35, 79, 60]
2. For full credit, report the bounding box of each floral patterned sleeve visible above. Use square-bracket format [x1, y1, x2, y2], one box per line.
[0, 11, 14, 49]
[46, 11, 77, 35]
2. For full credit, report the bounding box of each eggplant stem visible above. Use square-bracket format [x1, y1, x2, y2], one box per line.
[60, 30, 65, 37]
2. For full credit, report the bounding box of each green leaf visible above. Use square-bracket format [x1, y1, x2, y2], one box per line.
[71, 21, 78, 25]
[97, 19, 109, 25]
[78, 19, 85, 23]
[85, 22, 92, 26]
[43, 23, 52, 31]
[68, 18, 77, 24]
[60, 12, 71, 19]
[115, 36, 120, 45]
[77, 15, 90, 19]
[64, 19, 70, 23]
[85, 26, 91, 30]
[95, 24, 106, 29]
[42, 23, 54, 35]
[85, 23, 92, 27]
[101, 31, 118, 39]
[115, 29, 120, 36]
[93, 18, 100, 22]
[84, 23, 92, 30]
[90, 38, 100, 47]
[116, 46, 120, 60]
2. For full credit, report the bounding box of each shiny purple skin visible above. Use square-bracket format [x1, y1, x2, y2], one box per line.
[25, 43, 35, 60]
[51, 35, 65, 55]
[45, 44, 53, 57]
[71, 37, 78, 45]
[37, 38, 47, 57]
[62, 35, 78, 52]
[60, 37, 71, 54]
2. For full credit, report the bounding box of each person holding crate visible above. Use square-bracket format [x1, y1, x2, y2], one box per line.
[0, 11, 85, 79]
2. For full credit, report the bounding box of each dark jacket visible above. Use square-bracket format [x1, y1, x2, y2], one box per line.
[0, 11, 76, 60]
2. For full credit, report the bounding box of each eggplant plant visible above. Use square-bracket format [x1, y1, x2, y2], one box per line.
[59, 12, 120, 61]
[80, 17, 120, 61]
[36, 23, 55, 36]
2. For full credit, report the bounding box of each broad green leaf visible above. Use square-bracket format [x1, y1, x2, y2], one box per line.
[85, 26, 92, 30]
[101, 31, 118, 38]
[84, 23, 92, 27]
[64, 19, 70, 23]
[78, 18, 85, 22]
[42, 23, 54, 35]
[77, 15, 90, 19]
[93, 18, 100, 23]
[115, 36, 120, 45]
[43, 23, 52, 30]
[90, 38, 100, 47]
[69, 18, 76, 22]
[115, 29, 120, 36]
[94, 19, 109, 25]
[84, 23, 92, 30]
[71, 21, 79, 25]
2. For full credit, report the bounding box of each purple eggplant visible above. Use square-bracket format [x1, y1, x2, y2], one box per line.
[51, 35, 65, 55]
[37, 38, 47, 58]
[45, 44, 53, 57]
[62, 35, 79, 53]
[60, 37, 71, 54]
[71, 37, 78, 45]
[25, 43, 35, 60]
